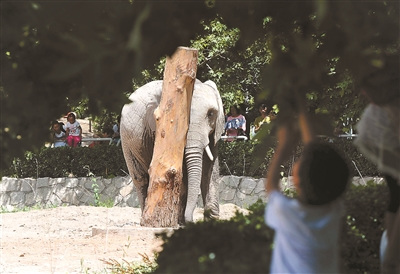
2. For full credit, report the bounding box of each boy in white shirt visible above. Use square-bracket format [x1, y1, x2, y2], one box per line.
[265, 111, 350, 273]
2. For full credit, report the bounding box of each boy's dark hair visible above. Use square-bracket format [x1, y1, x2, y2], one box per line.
[59, 122, 66, 133]
[52, 120, 66, 133]
[102, 128, 114, 137]
[258, 103, 267, 110]
[298, 141, 350, 205]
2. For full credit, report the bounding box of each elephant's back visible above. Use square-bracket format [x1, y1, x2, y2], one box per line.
[128, 80, 163, 101]
[122, 80, 163, 132]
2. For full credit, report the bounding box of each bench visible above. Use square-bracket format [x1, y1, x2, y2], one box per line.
[221, 136, 248, 141]
[81, 137, 119, 146]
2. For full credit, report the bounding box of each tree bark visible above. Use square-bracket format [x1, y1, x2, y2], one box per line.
[141, 47, 198, 227]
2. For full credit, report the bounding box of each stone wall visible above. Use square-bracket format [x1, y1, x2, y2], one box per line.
[0, 176, 137, 210]
[0, 176, 384, 210]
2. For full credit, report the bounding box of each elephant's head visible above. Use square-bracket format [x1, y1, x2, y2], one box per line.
[186, 80, 224, 156]
[184, 79, 225, 222]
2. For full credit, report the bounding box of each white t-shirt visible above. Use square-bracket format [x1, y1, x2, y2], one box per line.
[66, 121, 81, 137]
[265, 191, 345, 273]
[113, 123, 119, 135]
[354, 103, 400, 181]
[54, 131, 66, 147]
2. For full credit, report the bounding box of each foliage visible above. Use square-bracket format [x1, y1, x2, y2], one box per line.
[154, 184, 388, 273]
[1, 1, 213, 169]
[341, 182, 388, 273]
[219, 137, 380, 178]
[2, 1, 398, 172]
[87, 175, 115, 207]
[259, 1, 398, 118]
[219, 140, 274, 178]
[91, 179, 101, 207]
[101, 255, 157, 274]
[155, 200, 273, 274]
[91, 110, 120, 134]
[190, 17, 258, 110]
[135, 16, 257, 111]
[6, 145, 127, 178]
[4, 136, 380, 179]
[331, 137, 381, 177]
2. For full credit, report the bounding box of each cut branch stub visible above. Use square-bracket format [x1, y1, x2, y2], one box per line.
[141, 47, 198, 227]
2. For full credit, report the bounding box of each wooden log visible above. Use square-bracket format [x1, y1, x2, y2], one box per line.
[141, 47, 198, 227]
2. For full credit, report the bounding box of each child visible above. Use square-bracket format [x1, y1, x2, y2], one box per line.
[65, 112, 82, 147]
[51, 121, 67, 147]
[112, 115, 121, 145]
[88, 128, 114, 148]
[253, 103, 276, 133]
[264, 112, 350, 273]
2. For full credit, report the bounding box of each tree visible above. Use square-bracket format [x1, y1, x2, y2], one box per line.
[142, 47, 197, 227]
[1, 1, 398, 172]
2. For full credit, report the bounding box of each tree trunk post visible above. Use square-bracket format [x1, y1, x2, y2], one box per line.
[141, 47, 198, 227]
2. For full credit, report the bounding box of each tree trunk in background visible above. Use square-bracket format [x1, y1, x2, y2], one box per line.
[141, 47, 198, 227]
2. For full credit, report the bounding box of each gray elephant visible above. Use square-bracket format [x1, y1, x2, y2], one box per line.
[120, 79, 225, 223]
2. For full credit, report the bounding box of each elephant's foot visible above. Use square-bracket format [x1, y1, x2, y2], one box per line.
[133, 182, 148, 211]
[203, 205, 219, 221]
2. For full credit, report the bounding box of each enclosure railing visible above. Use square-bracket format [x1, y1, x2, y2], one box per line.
[220, 136, 248, 141]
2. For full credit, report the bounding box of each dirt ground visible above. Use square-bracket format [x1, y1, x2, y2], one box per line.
[0, 204, 247, 274]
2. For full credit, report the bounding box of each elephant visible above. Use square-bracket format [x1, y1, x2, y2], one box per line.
[120, 79, 225, 224]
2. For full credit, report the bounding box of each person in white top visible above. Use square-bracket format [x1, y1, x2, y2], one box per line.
[51, 121, 67, 147]
[112, 115, 121, 144]
[264, 106, 351, 273]
[65, 112, 82, 147]
[353, 59, 400, 273]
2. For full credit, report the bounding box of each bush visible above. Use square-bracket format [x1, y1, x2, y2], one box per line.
[154, 183, 388, 273]
[219, 141, 274, 177]
[4, 137, 379, 178]
[6, 145, 127, 178]
[155, 200, 273, 274]
[218, 137, 380, 178]
[341, 181, 388, 273]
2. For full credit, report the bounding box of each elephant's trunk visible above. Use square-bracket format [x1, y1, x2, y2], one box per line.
[184, 147, 204, 222]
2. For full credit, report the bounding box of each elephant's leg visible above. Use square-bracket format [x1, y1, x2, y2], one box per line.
[201, 155, 220, 220]
[122, 147, 149, 211]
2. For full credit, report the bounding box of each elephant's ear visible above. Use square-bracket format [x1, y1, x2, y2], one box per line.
[204, 80, 225, 146]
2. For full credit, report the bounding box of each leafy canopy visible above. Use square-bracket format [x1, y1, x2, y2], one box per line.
[1, 1, 398, 171]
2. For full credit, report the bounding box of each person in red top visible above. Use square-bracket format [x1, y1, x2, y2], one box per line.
[65, 112, 82, 147]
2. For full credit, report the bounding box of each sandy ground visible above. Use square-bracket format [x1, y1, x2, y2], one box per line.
[0, 204, 247, 274]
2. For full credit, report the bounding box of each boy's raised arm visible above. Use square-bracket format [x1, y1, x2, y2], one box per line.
[265, 92, 315, 194]
[265, 125, 297, 194]
[296, 91, 315, 145]
[298, 111, 315, 145]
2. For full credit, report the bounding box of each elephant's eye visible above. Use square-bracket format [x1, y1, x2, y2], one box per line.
[207, 109, 215, 118]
